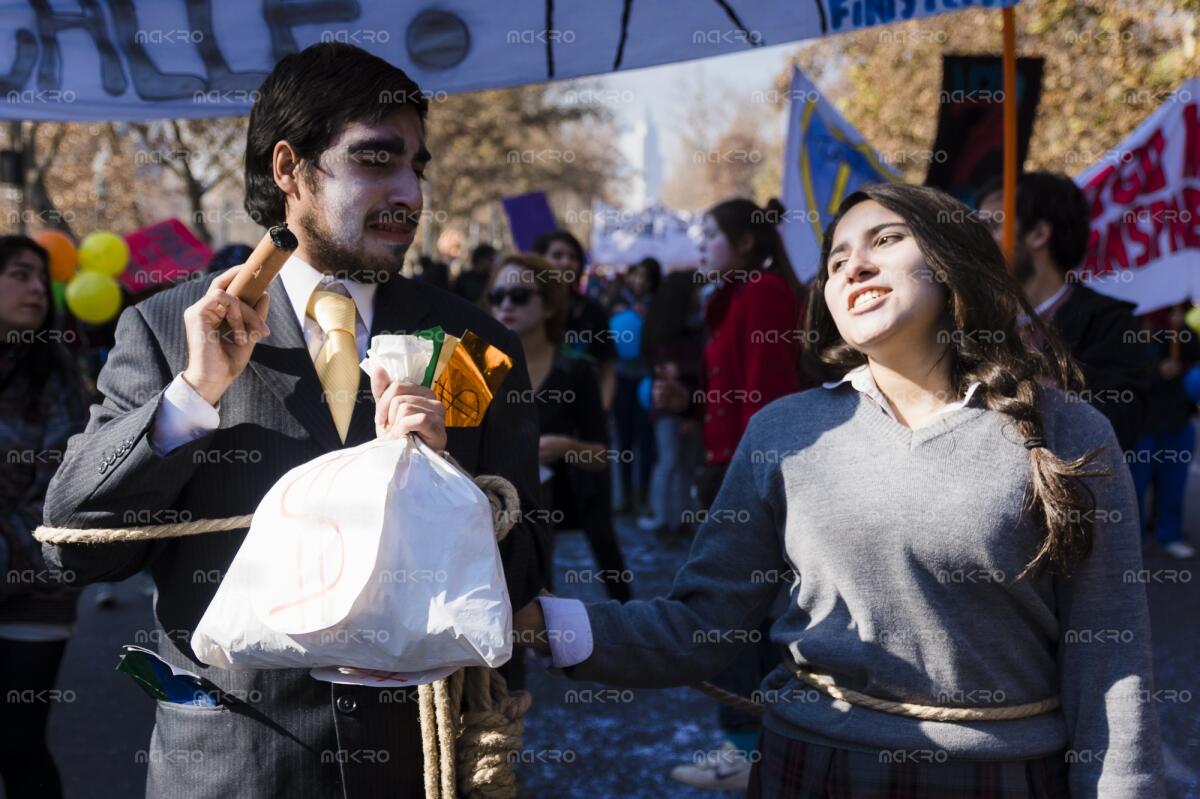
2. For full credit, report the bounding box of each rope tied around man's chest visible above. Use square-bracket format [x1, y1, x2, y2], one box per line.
[34, 454, 1062, 796]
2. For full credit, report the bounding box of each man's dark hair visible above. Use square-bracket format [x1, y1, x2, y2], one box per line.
[244, 42, 429, 229]
[470, 243, 497, 270]
[976, 172, 1091, 273]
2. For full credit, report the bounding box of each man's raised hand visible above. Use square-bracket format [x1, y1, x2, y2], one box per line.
[181, 264, 271, 407]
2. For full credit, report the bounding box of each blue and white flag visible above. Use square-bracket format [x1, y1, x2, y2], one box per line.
[779, 67, 899, 282]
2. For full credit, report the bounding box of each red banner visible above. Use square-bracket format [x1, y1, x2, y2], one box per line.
[122, 219, 213, 293]
[1076, 81, 1200, 314]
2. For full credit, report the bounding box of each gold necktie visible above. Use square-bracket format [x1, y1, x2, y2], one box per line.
[307, 289, 359, 443]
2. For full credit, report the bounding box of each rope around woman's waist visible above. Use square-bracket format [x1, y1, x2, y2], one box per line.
[694, 661, 1059, 722]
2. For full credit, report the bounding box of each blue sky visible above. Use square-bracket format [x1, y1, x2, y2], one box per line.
[587, 41, 801, 190]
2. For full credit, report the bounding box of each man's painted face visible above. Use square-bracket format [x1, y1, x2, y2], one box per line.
[291, 106, 429, 281]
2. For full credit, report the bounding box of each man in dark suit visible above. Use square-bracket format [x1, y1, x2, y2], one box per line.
[978, 172, 1152, 451]
[42, 43, 546, 798]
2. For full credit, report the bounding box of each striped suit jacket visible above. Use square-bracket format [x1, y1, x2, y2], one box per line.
[42, 272, 548, 798]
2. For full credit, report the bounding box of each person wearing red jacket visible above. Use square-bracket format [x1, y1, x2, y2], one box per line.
[654, 196, 809, 790]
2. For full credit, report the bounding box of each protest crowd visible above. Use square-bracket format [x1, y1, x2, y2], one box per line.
[1, 3, 1198, 798]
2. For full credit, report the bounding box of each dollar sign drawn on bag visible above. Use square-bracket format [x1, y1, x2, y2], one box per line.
[266, 448, 365, 629]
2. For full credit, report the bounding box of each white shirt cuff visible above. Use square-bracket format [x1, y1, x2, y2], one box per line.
[150, 374, 220, 455]
[535, 596, 594, 668]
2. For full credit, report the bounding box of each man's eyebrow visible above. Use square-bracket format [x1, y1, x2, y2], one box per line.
[346, 137, 433, 163]
[829, 222, 908, 259]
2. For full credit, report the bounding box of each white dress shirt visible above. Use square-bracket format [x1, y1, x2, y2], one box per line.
[149, 255, 376, 455]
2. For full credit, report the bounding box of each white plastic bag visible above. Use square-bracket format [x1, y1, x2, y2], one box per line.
[191, 336, 512, 677]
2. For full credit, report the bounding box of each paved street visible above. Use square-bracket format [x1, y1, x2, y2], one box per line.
[30, 486, 1200, 799]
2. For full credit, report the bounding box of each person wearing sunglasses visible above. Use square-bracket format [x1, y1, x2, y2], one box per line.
[485, 255, 632, 606]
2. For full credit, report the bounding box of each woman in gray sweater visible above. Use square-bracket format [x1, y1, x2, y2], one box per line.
[516, 184, 1165, 798]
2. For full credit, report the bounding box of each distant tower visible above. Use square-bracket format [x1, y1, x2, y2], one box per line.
[635, 106, 662, 209]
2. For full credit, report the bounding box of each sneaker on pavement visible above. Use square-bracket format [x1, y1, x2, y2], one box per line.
[669, 741, 753, 791]
[1164, 541, 1197, 559]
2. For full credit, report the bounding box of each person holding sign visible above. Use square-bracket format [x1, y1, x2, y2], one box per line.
[41, 43, 546, 799]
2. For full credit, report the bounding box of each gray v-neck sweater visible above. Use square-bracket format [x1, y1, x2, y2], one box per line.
[571, 385, 1164, 798]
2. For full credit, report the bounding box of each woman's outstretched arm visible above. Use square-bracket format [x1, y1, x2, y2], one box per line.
[520, 415, 791, 689]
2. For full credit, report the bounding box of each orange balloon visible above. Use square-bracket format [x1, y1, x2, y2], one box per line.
[33, 230, 78, 283]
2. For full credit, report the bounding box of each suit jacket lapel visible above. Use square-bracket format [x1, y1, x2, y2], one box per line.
[343, 275, 438, 446]
[248, 277, 344, 452]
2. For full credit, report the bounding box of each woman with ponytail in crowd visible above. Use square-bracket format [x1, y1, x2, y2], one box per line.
[664, 197, 808, 478]
[518, 184, 1163, 798]
[651, 196, 810, 789]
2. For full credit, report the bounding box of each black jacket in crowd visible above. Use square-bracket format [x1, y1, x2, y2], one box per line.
[1049, 284, 1153, 452]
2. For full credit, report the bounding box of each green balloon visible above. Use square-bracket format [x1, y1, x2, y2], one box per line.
[65, 271, 122, 324]
[51, 280, 67, 311]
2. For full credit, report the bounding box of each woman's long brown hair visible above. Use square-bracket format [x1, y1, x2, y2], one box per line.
[803, 184, 1108, 579]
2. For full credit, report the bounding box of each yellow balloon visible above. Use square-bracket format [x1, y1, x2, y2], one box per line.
[66, 271, 123, 324]
[78, 231, 130, 277]
[1186, 306, 1200, 335]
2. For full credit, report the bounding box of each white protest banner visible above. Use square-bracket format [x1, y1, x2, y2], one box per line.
[1, 0, 1017, 121]
[1075, 80, 1200, 314]
[589, 201, 700, 269]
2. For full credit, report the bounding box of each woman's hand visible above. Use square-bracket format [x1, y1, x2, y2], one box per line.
[538, 434, 576, 465]
[513, 600, 550, 656]
[370, 367, 448, 451]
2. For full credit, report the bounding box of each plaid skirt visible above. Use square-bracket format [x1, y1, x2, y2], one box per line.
[747, 728, 1070, 799]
